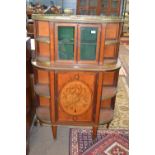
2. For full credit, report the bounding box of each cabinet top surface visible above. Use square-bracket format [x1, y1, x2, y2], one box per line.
[31, 59, 121, 72]
[32, 14, 124, 23]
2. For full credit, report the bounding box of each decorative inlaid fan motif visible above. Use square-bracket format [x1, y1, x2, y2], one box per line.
[59, 80, 92, 116]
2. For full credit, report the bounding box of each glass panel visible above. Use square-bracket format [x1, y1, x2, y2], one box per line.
[90, 0, 97, 7]
[80, 27, 98, 60]
[101, 0, 108, 8]
[80, 44, 97, 60]
[89, 9, 97, 15]
[112, 0, 118, 9]
[110, 12, 118, 16]
[79, 10, 89, 15]
[80, 0, 89, 7]
[58, 27, 74, 60]
[100, 9, 108, 16]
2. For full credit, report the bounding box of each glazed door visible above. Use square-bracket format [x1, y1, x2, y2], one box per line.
[77, 0, 98, 15]
[110, 0, 120, 16]
[100, 0, 120, 16]
[78, 24, 101, 64]
[55, 72, 97, 124]
[100, 0, 110, 15]
[55, 23, 77, 63]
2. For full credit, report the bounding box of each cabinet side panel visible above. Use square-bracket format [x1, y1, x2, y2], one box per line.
[38, 42, 50, 56]
[38, 70, 49, 84]
[105, 23, 119, 39]
[103, 71, 115, 86]
[38, 21, 49, 36]
[104, 44, 117, 58]
[101, 98, 111, 109]
[39, 97, 50, 107]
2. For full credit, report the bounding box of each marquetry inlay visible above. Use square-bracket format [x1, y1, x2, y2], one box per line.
[59, 80, 92, 116]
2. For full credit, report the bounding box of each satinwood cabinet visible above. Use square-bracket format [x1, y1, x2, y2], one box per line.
[32, 15, 123, 139]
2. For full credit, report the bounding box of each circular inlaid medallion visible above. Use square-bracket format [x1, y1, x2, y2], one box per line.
[59, 80, 92, 116]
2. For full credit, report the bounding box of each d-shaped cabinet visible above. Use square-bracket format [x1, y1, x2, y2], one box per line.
[32, 15, 123, 139]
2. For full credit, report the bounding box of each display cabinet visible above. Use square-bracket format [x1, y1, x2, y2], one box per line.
[77, 0, 122, 16]
[32, 15, 123, 139]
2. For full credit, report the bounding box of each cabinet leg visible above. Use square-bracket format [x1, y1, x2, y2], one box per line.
[52, 126, 57, 139]
[92, 126, 98, 139]
[34, 118, 41, 126]
[106, 122, 110, 129]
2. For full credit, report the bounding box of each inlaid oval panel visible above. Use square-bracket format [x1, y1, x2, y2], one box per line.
[59, 80, 92, 116]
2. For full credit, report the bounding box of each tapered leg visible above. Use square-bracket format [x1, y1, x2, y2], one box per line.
[92, 126, 98, 139]
[106, 122, 110, 129]
[34, 118, 41, 126]
[52, 125, 57, 139]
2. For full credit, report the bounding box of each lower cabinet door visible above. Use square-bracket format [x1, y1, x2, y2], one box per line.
[55, 71, 97, 123]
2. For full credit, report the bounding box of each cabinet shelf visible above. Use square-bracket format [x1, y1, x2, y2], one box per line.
[105, 40, 119, 45]
[32, 58, 121, 71]
[36, 106, 51, 124]
[36, 106, 114, 125]
[34, 84, 50, 98]
[36, 55, 50, 65]
[104, 59, 117, 64]
[102, 86, 117, 100]
[34, 84, 117, 100]
[36, 36, 50, 44]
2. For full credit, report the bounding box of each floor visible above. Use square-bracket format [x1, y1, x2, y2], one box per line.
[29, 39, 129, 155]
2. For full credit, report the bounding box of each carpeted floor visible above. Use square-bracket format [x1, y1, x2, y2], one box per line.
[69, 129, 129, 155]
[119, 44, 129, 86]
[29, 42, 129, 155]
[120, 37, 129, 45]
[108, 76, 129, 129]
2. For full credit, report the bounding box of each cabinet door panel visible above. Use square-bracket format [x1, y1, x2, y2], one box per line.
[55, 23, 77, 62]
[78, 24, 101, 63]
[56, 72, 97, 122]
[58, 27, 74, 60]
[80, 44, 97, 60]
